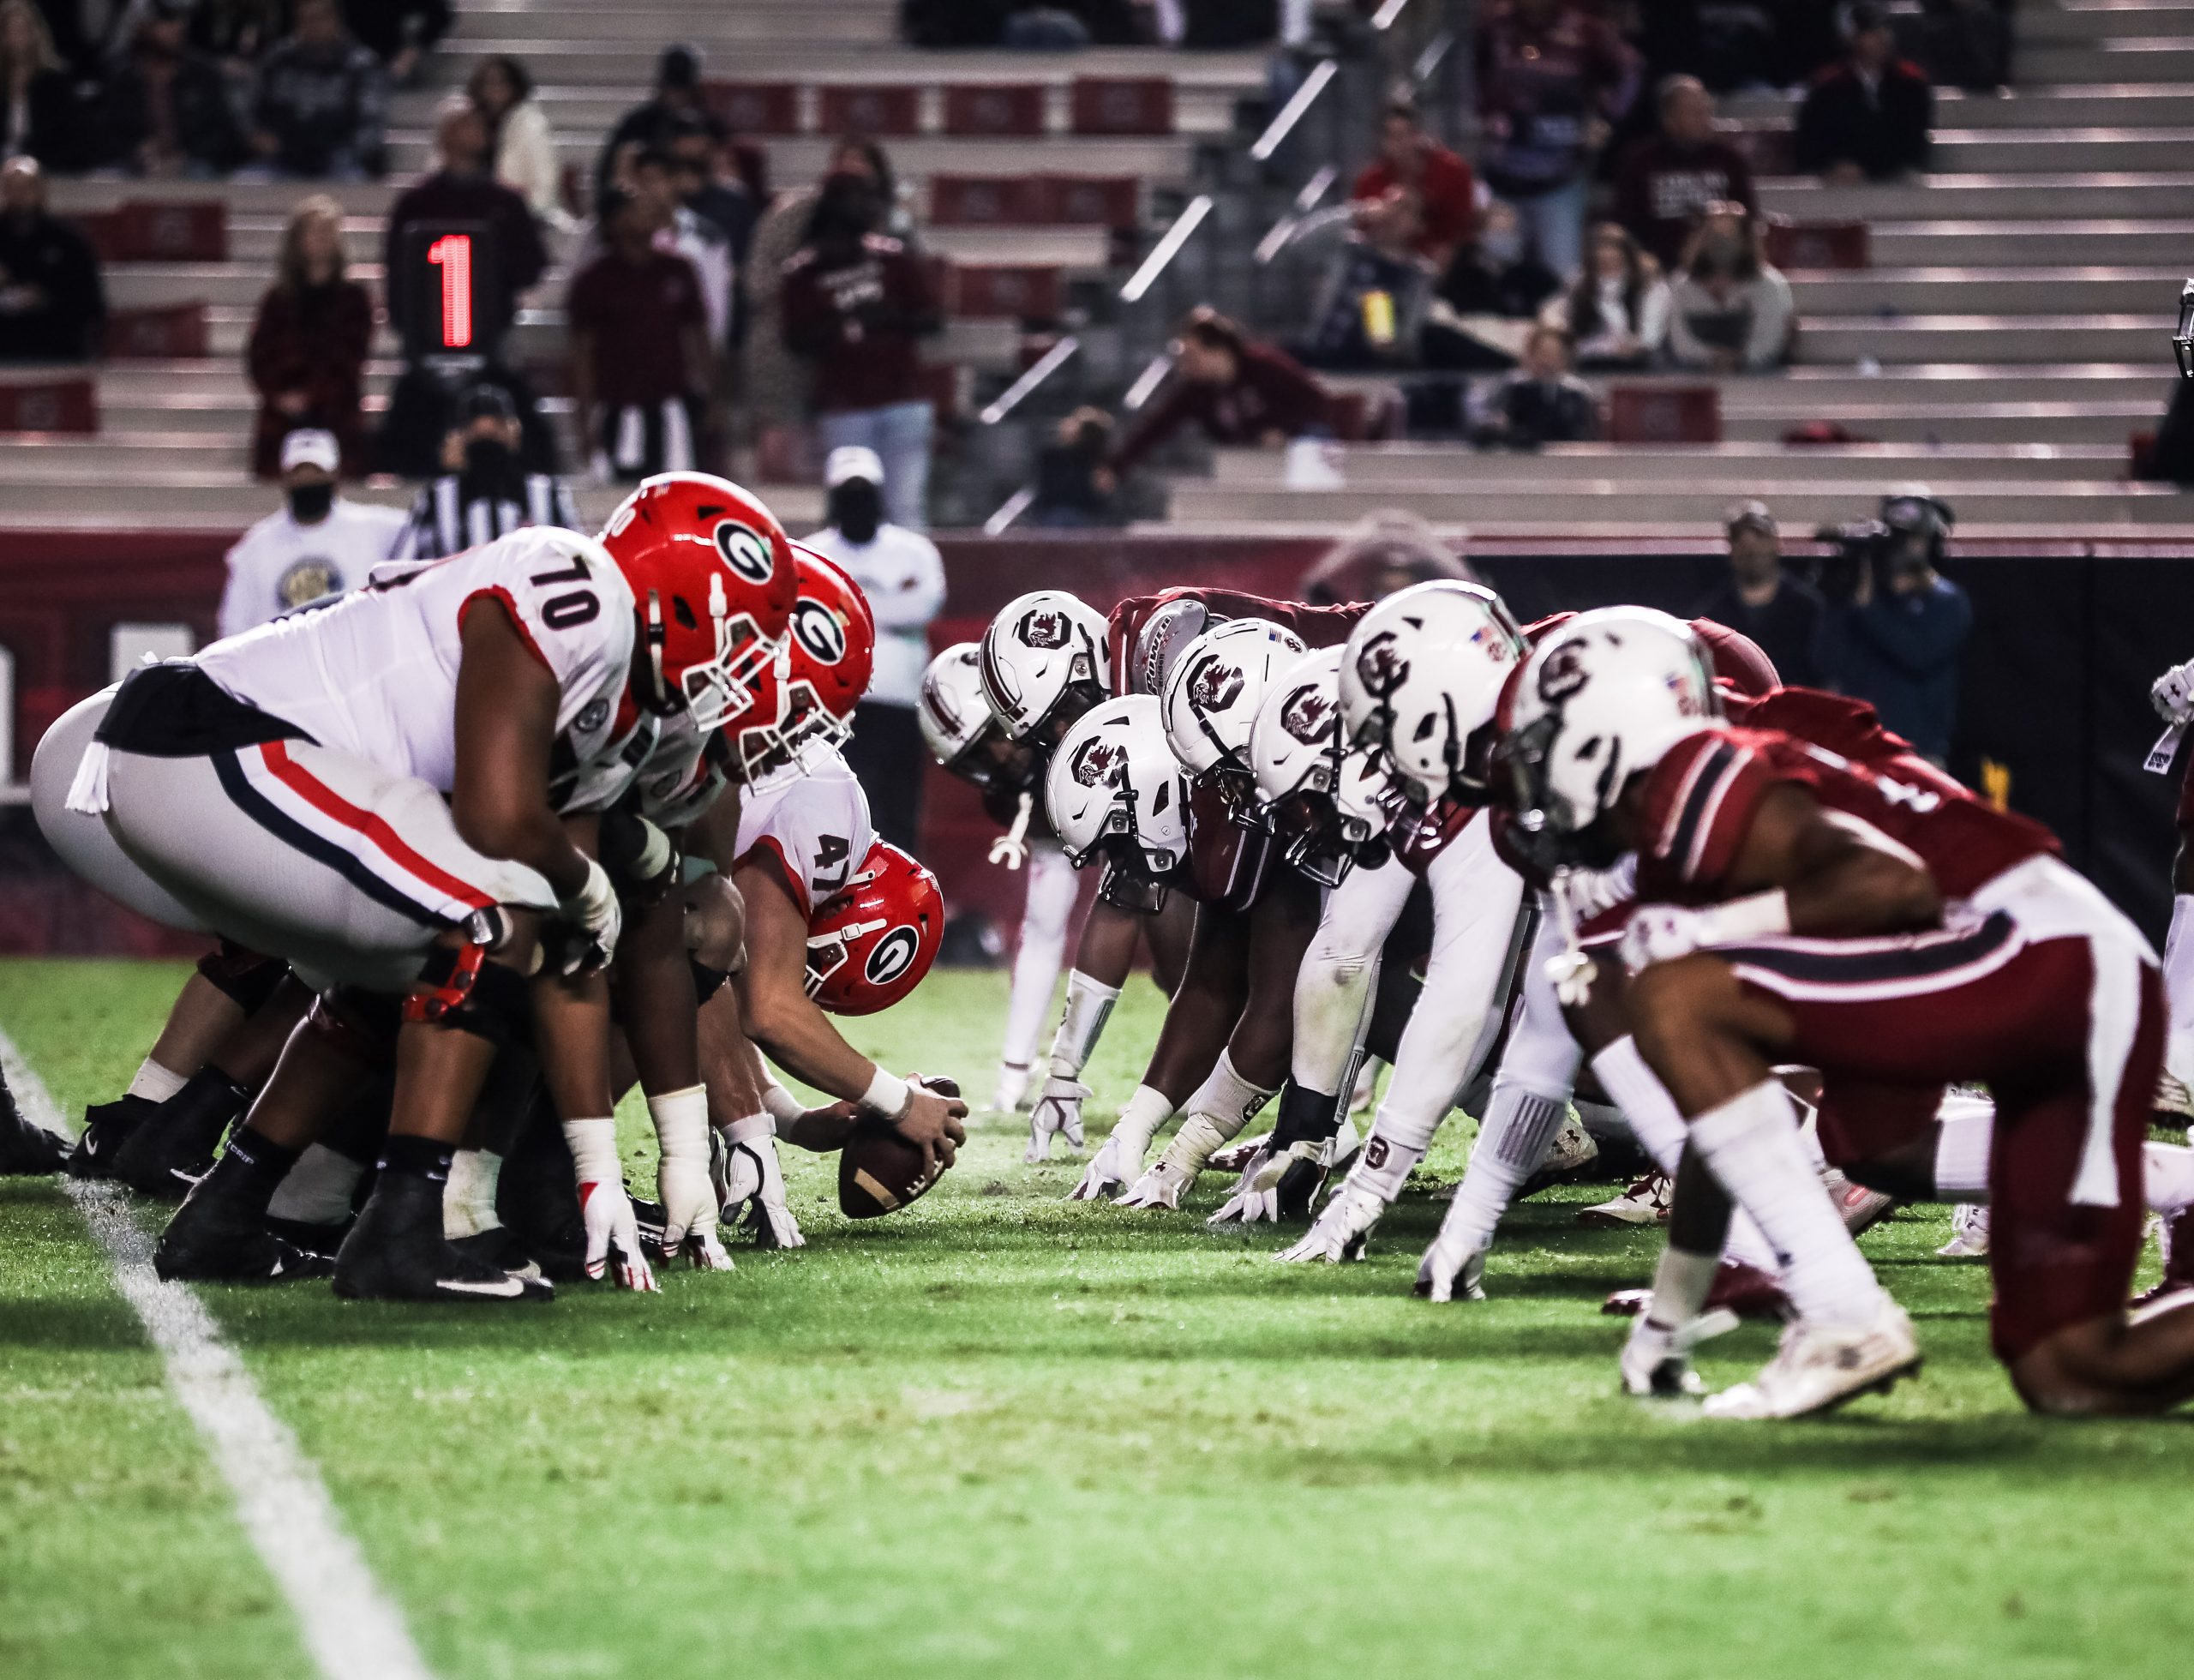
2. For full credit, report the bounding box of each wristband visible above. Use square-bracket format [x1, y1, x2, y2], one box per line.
[646, 1085, 709, 1163]
[560, 1116, 620, 1185]
[724, 1111, 775, 1146]
[860, 1067, 913, 1119]
[759, 1082, 803, 1124]
[1699, 889, 1790, 947]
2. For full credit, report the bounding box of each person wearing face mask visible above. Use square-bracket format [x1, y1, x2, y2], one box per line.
[801, 446, 945, 854]
[218, 429, 406, 639]
[393, 382, 581, 561]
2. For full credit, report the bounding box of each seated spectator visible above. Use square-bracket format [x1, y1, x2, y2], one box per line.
[1108, 308, 1334, 479]
[1300, 187, 1433, 370]
[782, 170, 943, 530]
[339, 0, 449, 86]
[1349, 99, 1475, 272]
[1914, 0, 2009, 92]
[383, 102, 547, 362]
[1792, 1, 1933, 183]
[0, 155, 98, 358]
[568, 184, 711, 481]
[1611, 75, 1756, 272]
[1689, 500, 1823, 687]
[1421, 199, 1562, 370]
[245, 193, 371, 475]
[248, 0, 387, 180]
[468, 55, 563, 228]
[1468, 322, 1599, 449]
[395, 382, 582, 559]
[1475, 0, 1639, 279]
[596, 44, 722, 196]
[104, 0, 243, 177]
[1815, 490, 1970, 765]
[0, 0, 75, 169]
[219, 428, 407, 639]
[1540, 222, 1669, 370]
[1665, 201, 1791, 372]
[1029, 407, 1123, 528]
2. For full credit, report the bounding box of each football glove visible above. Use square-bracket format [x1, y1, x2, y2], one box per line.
[650, 1088, 731, 1271]
[1413, 1226, 1488, 1304]
[554, 857, 624, 976]
[715, 1115, 805, 1250]
[2155, 659, 2194, 727]
[1068, 1128, 1141, 1202]
[560, 1118, 656, 1292]
[1118, 1115, 1230, 1210]
[1208, 1139, 1332, 1227]
[1026, 1076, 1089, 1162]
[1275, 1179, 1384, 1263]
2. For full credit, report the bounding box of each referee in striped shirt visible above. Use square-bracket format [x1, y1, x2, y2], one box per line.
[395, 383, 583, 560]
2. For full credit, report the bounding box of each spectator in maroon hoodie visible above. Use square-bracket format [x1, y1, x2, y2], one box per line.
[1348, 99, 1475, 273]
[1107, 308, 1334, 480]
[244, 194, 372, 477]
[568, 183, 712, 480]
[1793, 2, 1933, 183]
[1611, 75, 1756, 273]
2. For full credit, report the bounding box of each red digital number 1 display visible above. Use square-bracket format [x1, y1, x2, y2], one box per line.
[427, 232, 473, 350]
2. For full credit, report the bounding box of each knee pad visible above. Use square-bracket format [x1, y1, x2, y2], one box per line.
[197, 941, 290, 1016]
[307, 986, 401, 1067]
[404, 944, 532, 1047]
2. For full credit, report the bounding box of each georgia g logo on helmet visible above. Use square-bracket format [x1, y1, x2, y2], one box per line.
[865, 926, 921, 987]
[1069, 735, 1126, 788]
[1186, 654, 1244, 714]
[1354, 631, 1409, 699]
[1280, 682, 1337, 745]
[1536, 641, 1590, 705]
[791, 597, 847, 665]
[715, 520, 776, 585]
[1019, 608, 1070, 651]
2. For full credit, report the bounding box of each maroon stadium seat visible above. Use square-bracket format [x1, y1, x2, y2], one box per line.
[930, 175, 1046, 226]
[817, 84, 920, 137]
[1039, 175, 1139, 228]
[948, 264, 1064, 321]
[701, 81, 800, 136]
[1070, 76, 1173, 135]
[1608, 386, 1722, 445]
[1762, 218, 1871, 270]
[117, 199, 227, 262]
[0, 378, 97, 434]
[942, 83, 1046, 136]
[105, 303, 210, 360]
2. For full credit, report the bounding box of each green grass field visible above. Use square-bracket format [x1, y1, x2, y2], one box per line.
[3, 956, 2191, 1680]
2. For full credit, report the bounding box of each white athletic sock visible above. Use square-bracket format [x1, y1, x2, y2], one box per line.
[1184, 1052, 1277, 1137]
[128, 1057, 189, 1105]
[1439, 1082, 1569, 1251]
[1691, 1082, 1885, 1328]
[1347, 1126, 1425, 1204]
[265, 1143, 366, 1226]
[2166, 895, 2194, 1083]
[442, 1148, 506, 1238]
[1004, 863, 1075, 1069]
[1589, 1037, 1689, 1176]
[1933, 1100, 1995, 1197]
[2145, 1141, 2194, 1215]
[1644, 1244, 1719, 1330]
[1109, 1083, 1176, 1158]
[1047, 971, 1121, 1080]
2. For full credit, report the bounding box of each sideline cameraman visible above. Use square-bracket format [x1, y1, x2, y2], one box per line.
[1813, 490, 1971, 765]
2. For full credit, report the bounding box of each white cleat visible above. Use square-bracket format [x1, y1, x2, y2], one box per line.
[1578, 1173, 1671, 1228]
[1068, 1130, 1140, 1201]
[1520, 1111, 1600, 1197]
[1275, 1181, 1383, 1263]
[1824, 1168, 1897, 1237]
[1702, 1299, 1922, 1421]
[1936, 1202, 1989, 1258]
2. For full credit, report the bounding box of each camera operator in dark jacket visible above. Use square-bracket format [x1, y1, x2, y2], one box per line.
[1813, 490, 1971, 765]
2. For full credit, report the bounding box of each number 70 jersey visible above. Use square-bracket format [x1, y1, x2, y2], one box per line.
[195, 527, 637, 802]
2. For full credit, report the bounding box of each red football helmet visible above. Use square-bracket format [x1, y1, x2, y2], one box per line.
[804, 841, 942, 1016]
[732, 545, 875, 779]
[598, 473, 798, 731]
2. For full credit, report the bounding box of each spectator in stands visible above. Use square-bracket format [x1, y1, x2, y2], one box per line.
[248, 0, 387, 180]
[105, 0, 243, 177]
[1349, 99, 1475, 273]
[666, 109, 755, 274]
[383, 102, 547, 362]
[396, 382, 583, 560]
[1469, 322, 1599, 450]
[1816, 489, 1970, 765]
[1300, 187, 1433, 370]
[1690, 500, 1823, 687]
[1029, 406, 1122, 528]
[468, 55, 564, 228]
[1422, 199, 1562, 371]
[568, 184, 711, 481]
[1539, 222, 1669, 370]
[1792, 2, 1933, 183]
[596, 44, 721, 196]
[0, 156, 102, 360]
[620, 143, 732, 353]
[1914, 0, 2010, 93]
[1610, 75, 1755, 273]
[219, 428, 407, 638]
[0, 0, 74, 169]
[339, 0, 449, 87]
[1665, 201, 1791, 372]
[245, 193, 370, 475]
[1474, 0, 1638, 279]
[782, 169, 943, 531]
[1109, 308, 1334, 479]
[801, 444, 946, 853]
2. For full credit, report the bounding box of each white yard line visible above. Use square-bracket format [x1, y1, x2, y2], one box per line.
[1, 1030, 437, 1680]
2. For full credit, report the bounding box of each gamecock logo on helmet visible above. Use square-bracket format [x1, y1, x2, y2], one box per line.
[1354, 632, 1408, 699]
[1279, 683, 1336, 745]
[1018, 609, 1071, 651]
[1536, 642, 1590, 704]
[791, 598, 847, 664]
[865, 926, 920, 986]
[1187, 656, 1244, 714]
[714, 520, 775, 584]
[1069, 735, 1125, 788]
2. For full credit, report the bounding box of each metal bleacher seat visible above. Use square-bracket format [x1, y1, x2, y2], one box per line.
[817, 83, 922, 136]
[0, 379, 98, 435]
[941, 83, 1047, 137]
[1069, 76, 1174, 135]
[1608, 387, 1723, 446]
[701, 81, 800, 137]
[105, 304, 211, 362]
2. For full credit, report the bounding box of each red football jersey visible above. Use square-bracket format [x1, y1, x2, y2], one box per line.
[1107, 587, 1368, 699]
[1183, 777, 1280, 910]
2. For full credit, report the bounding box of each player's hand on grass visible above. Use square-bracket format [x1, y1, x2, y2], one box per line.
[1208, 1142, 1276, 1225]
[562, 1119, 657, 1290]
[1025, 1076, 1088, 1163]
[653, 1088, 729, 1269]
[1069, 1131, 1139, 1202]
[1275, 1179, 1382, 1263]
[1413, 1224, 1487, 1304]
[715, 1119, 804, 1250]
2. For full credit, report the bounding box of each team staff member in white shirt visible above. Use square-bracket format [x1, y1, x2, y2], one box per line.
[802, 446, 945, 852]
[218, 429, 407, 639]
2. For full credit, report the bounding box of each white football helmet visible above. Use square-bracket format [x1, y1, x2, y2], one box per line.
[1247, 648, 1400, 887]
[1339, 580, 1526, 808]
[1160, 618, 1308, 794]
[918, 642, 990, 765]
[1502, 607, 1720, 861]
[980, 590, 1111, 747]
[1046, 696, 1188, 907]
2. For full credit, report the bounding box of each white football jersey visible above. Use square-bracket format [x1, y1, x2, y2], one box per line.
[733, 745, 873, 914]
[195, 528, 636, 805]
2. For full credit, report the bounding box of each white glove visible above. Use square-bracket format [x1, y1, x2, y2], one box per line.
[1028, 1076, 1090, 1164]
[1069, 1127, 1141, 1202]
[989, 791, 1034, 870]
[650, 1087, 731, 1270]
[1275, 1179, 1385, 1263]
[1617, 1308, 1737, 1398]
[561, 1118, 657, 1292]
[1208, 1142, 1277, 1225]
[1618, 903, 1711, 975]
[715, 1114, 805, 1250]
[1118, 1115, 1229, 1210]
[1414, 1222, 1488, 1304]
[2155, 659, 2194, 726]
[556, 856, 624, 976]
[1117, 1160, 1194, 1209]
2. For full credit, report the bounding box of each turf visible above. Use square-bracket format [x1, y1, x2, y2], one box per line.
[3, 955, 2192, 1680]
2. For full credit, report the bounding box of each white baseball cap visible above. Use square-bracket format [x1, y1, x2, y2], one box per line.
[279, 429, 340, 473]
[824, 445, 885, 489]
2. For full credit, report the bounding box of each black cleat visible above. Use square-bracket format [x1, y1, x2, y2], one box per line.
[447, 1225, 543, 1280]
[0, 1074, 67, 1175]
[155, 1182, 334, 1282]
[498, 1119, 587, 1282]
[333, 1173, 553, 1303]
[113, 1071, 249, 1201]
[67, 1095, 157, 1180]
[263, 1214, 351, 1259]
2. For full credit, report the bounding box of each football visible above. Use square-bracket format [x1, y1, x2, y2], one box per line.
[837, 1076, 959, 1219]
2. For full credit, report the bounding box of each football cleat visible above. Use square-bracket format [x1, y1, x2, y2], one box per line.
[1578, 1172, 1671, 1227]
[154, 1184, 334, 1283]
[66, 1094, 157, 1180]
[112, 1071, 250, 1201]
[0, 1078, 66, 1175]
[1935, 1202, 1989, 1259]
[1603, 1258, 1790, 1322]
[448, 1226, 545, 1281]
[1275, 1180, 1384, 1263]
[991, 1061, 1035, 1114]
[1824, 1168, 1898, 1237]
[1414, 1237, 1487, 1304]
[261, 1214, 351, 1259]
[1068, 1128, 1140, 1201]
[1618, 1308, 1738, 1400]
[333, 1173, 554, 1303]
[1027, 1077, 1090, 1164]
[1520, 1110, 1601, 1199]
[1702, 1299, 1921, 1420]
